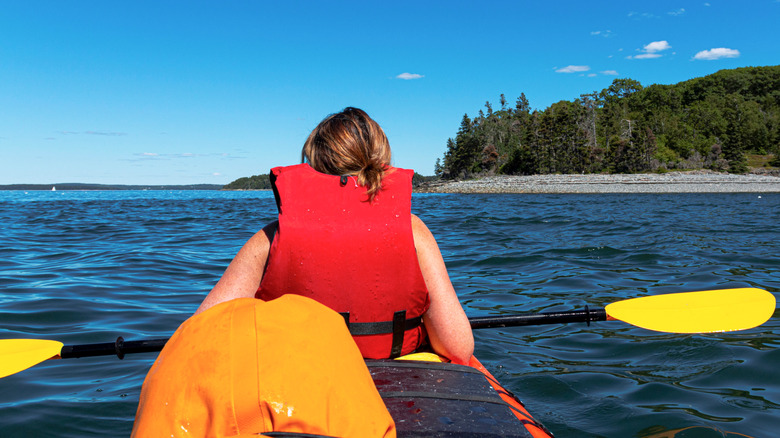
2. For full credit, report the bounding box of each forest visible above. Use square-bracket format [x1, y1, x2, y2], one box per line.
[437, 66, 780, 179]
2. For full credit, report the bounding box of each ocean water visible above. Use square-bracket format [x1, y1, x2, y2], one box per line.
[0, 190, 777, 437]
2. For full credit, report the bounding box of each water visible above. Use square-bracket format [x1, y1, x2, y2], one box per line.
[0, 190, 777, 437]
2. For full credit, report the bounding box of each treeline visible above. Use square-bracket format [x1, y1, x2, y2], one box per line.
[223, 172, 435, 189]
[438, 66, 780, 178]
[222, 174, 272, 190]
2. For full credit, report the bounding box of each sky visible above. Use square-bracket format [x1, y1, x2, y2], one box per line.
[1, 1, 778, 185]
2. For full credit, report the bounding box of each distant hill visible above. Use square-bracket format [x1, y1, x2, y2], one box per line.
[0, 183, 225, 191]
[222, 174, 272, 190]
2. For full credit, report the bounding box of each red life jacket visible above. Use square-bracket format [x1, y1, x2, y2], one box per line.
[256, 163, 430, 359]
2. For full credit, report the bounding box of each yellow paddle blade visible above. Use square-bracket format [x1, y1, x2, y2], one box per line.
[605, 288, 776, 333]
[0, 339, 64, 378]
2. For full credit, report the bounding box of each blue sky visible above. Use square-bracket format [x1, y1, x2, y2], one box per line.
[1, 1, 778, 185]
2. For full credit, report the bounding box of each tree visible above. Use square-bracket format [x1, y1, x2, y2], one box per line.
[598, 78, 644, 155]
[442, 114, 481, 179]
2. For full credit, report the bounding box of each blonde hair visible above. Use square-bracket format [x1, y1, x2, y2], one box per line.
[302, 107, 391, 201]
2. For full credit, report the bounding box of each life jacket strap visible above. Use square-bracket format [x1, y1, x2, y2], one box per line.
[339, 311, 423, 359]
[390, 310, 406, 358]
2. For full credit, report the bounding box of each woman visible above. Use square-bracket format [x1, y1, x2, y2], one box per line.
[196, 107, 473, 364]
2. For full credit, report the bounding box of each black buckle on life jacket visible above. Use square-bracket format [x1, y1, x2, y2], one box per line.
[341, 311, 351, 330]
[338, 311, 422, 359]
[390, 310, 406, 358]
[340, 175, 348, 186]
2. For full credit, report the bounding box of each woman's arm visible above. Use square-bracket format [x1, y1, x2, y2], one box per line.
[194, 221, 277, 315]
[412, 214, 474, 364]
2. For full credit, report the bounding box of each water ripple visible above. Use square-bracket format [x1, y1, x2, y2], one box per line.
[0, 191, 778, 437]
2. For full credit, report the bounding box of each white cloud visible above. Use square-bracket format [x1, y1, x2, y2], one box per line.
[555, 65, 590, 73]
[601, 70, 619, 76]
[591, 30, 613, 38]
[668, 8, 685, 16]
[628, 40, 671, 59]
[127, 151, 237, 163]
[628, 11, 658, 19]
[631, 53, 663, 59]
[644, 41, 672, 53]
[693, 47, 741, 60]
[396, 72, 424, 80]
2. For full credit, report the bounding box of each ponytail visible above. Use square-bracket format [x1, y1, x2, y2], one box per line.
[302, 108, 391, 202]
[356, 160, 386, 201]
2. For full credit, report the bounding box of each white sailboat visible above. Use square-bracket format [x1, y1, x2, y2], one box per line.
[51, 186, 56, 191]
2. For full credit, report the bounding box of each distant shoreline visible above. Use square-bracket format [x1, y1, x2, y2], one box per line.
[5, 170, 780, 194]
[415, 170, 780, 194]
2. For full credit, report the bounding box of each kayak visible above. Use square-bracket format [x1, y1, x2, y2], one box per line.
[372, 353, 553, 438]
[125, 296, 554, 437]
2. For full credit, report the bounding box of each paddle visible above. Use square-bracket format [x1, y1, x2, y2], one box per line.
[470, 287, 776, 333]
[0, 337, 169, 379]
[1, 288, 774, 379]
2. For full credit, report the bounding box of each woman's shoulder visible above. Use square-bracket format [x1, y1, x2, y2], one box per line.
[410, 214, 436, 246]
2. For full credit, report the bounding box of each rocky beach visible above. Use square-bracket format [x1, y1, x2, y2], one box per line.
[416, 170, 780, 194]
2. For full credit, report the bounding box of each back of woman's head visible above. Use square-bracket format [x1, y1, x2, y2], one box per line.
[302, 107, 391, 201]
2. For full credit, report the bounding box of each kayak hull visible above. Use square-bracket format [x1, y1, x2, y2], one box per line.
[368, 356, 553, 438]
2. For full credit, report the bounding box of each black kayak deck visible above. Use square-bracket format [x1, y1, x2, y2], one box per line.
[367, 360, 535, 438]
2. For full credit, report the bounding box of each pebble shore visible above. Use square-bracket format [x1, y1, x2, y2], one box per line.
[416, 171, 780, 194]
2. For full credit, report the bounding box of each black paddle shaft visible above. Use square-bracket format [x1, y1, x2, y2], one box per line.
[468, 307, 607, 330]
[60, 337, 168, 359]
[55, 308, 607, 359]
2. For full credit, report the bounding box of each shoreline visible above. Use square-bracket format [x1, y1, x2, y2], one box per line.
[415, 170, 780, 194]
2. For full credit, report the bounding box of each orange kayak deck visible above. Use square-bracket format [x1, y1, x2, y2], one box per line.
[367, 356, 553, 438]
